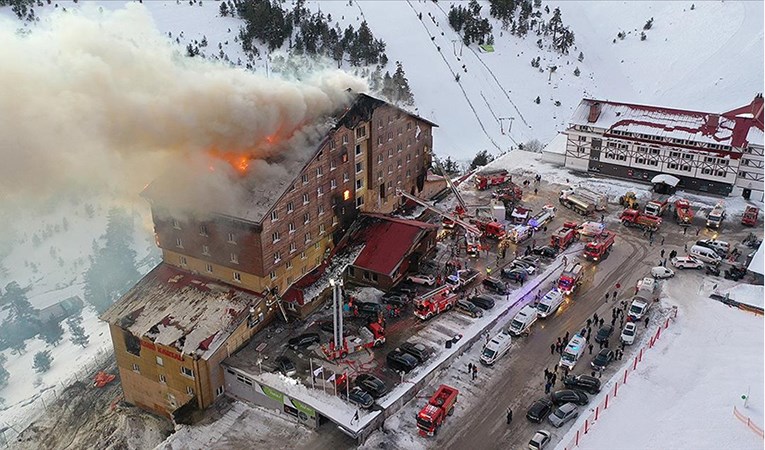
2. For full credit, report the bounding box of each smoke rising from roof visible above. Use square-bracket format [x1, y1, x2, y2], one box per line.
[0, 4, 367, 206]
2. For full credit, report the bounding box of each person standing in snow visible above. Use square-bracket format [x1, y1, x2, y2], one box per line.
[588, 343, 594, 354]
[550, 343, 556, 355]
[645, 316, 650, 328]
[506, 408, 513, 425]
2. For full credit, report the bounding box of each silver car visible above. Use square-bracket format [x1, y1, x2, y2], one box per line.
[528, 429, 552, 450]
[548, 402, 579, 427]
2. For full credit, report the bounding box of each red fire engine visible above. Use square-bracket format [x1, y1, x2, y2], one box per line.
[414, 286, 459, 320]
[550, 222, 579, 250]
[322, 322, 385, 360]
[674, 199, 694, 226]
[583, 231, 615, 262]
[620, 209, 662, 231]
[475, 169, 511, 191]
[416, 385, 459, 437]
[558, 262, 583, 295]
[742, 205, 759, 227]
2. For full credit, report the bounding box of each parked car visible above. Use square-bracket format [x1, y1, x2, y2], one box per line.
[456, 299, 484, 318]
[482, 277, 509, 294]
[518, 255, 541, 266]
[381, 294, 409, 308]
[533, 246, 558, 258]
[346, 386, 374, 409]
[528, 430, 552, 450]
[562, 374, 601, 394]
[386, 349, 419, 373]
[511, 259, 537, 275]
[468, 295, 495, 310]
[288, 333, 321, 350]
[695, 239, 730, 257]
[275, 356, 296, 377]
[355, 301, 384, 316]
[354, 374, 388, 398]
[651, 266, 675, 279]
[548, 403, 579, 427]
[399, 342, 431, 364]
[671, 256, 704, 270]
[591, 348, 615, 370]
[550, 389, 589, 406]
[526, 398, 554, 423]
[594, 324, 614, 344]
[502, 268, 529, 283]
[318, 321, 352, 336]
[407, 274, 436, 286]
[620, 322, 637, 345]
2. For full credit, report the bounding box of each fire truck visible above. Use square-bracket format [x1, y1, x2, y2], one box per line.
[620, 209, 662, 231]
[475, 169, 511, 191]
[560, 187, 607, 211]
[558, 262, 583, 295]
[416, 385, 459, 437]
[742, 205, 759, 227]
[674, 199, 694, 226]
[644, 198, 670, 217]
[470, 218, 506, 240]
[433, 158, 470, 228]
[527, 204, 556, 230]
[414, 286, 459, 320]
[493, 185, 524, 207]
[583, 231, 615, 262]
[511, 206, 531, 224]
[322, 280, 386, 360]
[446, 268, 480, 290]
[550, 222, 579, 250]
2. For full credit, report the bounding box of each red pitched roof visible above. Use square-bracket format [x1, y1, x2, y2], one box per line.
[352, 214, 437, 276]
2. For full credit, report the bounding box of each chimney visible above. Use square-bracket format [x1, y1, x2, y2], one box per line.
[705, 113, 720, 134]
[587, 102, 602, 123]
[751, 93, 764, 123]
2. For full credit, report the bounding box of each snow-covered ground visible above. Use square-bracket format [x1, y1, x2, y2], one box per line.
[556, 275, 764, 450]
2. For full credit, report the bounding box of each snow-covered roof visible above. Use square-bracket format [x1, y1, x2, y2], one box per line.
[542, 132, 567, 155]
[748, 240, 764, 276]
[569, 97, 764, 150]
[651, 174, 680, 187]
[100, 263, 264, 359]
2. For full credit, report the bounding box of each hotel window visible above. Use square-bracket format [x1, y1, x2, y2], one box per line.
[318, 204, 325, 215]
[330, 158, 337, 170]
[387, 131, 393, 141]
[397, 159, 402, 168]
[356, 179, 363, 190]
[304, 233, 311, 243]
[132, 363, 140, 373]
[302, 193, 310, 204]
[270, 271, 276, 280]
[388, 165, 393, 174]
[287, 201, 294, 213]
[388, 148, 393, 158]
[356, 197, 365, 208]
[377, 171, 383, 180]
[330, 179, 337, 189]
[355, 144, 362, 156]
[408, 138, 413, 148]
[319, 224, 326, 234]
[304, 213, 310, 224]
[172, 219, 181, 230]
[230, 253, 239, 264]
[343, 189, 351, 201]
[377, 136, 383, 146]
[343, 172, 350, 182]
[406, 169, 411, 178]
[578, 136, 587, 142]
[329, 139, 336, 149]
[407, 121, 412, 131]
[406, 154, 411, 163]
[199, 225, 208, 236]
[289, 242, 297, 253]
[342, 134, 349, 144]
[186, 386, 194, 396]
[378, 154, 384, 164]
[159, 374, 167, 384]
[317, 150, 323, 160]
[301, 251, 307, 260]
[286, 261, 293, 269]
[202, 245, 210, 256]
[272, 231, 280, 243]
[397, 143, 403, 153]
[341, 152, 349, 163]
[227, 232, 236, 244]
[317, 186, 324, 196]
[316, 166, 323, 177]
[233, 271, 242, 282]
[378, 119, 383, 128]
[274, 251, 282, 263]
[179, 255, 187, 266]
[332, 216, 338, 226]
[356, 162, 363, 174]
[216, 386, 225, 396]
[302, 174, 308, 184]
[270, 210, 278, 222]
[288, 222, 295, 233]
[356, 127, 366, 139]
[206, 263, 213, 273]
[176, 237, 183, 248]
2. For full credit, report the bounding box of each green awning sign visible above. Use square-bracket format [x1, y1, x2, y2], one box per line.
[479, 44, 495, 53]
[261, 384, 284, 403]
[290, 398, 316, 418]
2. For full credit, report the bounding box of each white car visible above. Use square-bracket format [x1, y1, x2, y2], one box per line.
[671, 256, 704, 270]
[407, 274, 435, 286]
[620, 322, 637, 345]
[651, 266, 675, 279]
[528, 430, 552, 450]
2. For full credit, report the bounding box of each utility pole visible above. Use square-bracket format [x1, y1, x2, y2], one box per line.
[451, 39, 463, 57]
[498, 117, 515, 136]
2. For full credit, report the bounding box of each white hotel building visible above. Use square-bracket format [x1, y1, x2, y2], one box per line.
[563, 95, 764, 200]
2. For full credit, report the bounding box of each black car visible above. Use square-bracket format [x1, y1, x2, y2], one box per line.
[347, 386, 374, 409]
[591, 348, 615, 370]
[317, 321, 352, 335]
[387, 349, 419, 373]
[518, 255, 541, 266]
[354, 373, 389, 398]
[355, 301, 384, 316]
[275, 356, 297, 377]
[594, 324, 614, 344]
[550, 389, 589, 406]
[562, 375, 601, 395]
[532, 246, 558, 258]
[468, 295, 495, 310]
[482, 277, 509, 295]
[399, 342, 431, 364]
[526, 397, 554, 423]
[501, 268, 528, 283]
[288, 333, 321, 350]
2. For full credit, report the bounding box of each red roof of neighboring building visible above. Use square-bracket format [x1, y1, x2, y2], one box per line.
[351, 214, 437, 277]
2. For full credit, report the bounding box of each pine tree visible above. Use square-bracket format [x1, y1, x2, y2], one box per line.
[33, 350, 52, 373]
[392, 62, 415, 106]
[1, 282, 37, 323]
[470, 150, 494, 170]
[640, 31, 647, 41]
[578, 51, 584, 62]
[643, 17, 654, 30]
[574, 67, 581, 76]
[67, 315, 90, 348]
[534, 96, 541, 104]
[219, 1, 228, 17]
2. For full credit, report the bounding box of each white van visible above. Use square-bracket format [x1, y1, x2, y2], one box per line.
[536, 289, 564, 318]
[507, 305, 538, 336]
[628, 298, 650, 321]
[480, 331, 513, 365]
[689, 245, 722, 265]
[579, 221, 605, 238]
[559, 335, 586, 370]
[696, 239, 730, 257]
[509, 225, 533, 244]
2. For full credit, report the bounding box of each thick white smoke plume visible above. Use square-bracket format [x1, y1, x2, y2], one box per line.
[0, 4, 368, 207]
